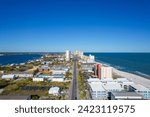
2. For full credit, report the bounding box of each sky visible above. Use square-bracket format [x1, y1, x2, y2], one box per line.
[0, 0, 150, 52]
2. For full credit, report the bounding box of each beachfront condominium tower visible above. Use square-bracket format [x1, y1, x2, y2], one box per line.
[65, 50, 70, 61]
[95, 65, 113, 79]
[101, 67, 113, 79]
[95, 64, 101, 79]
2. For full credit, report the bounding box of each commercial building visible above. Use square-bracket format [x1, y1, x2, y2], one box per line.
[115, 78, 134, 90]
[100, 78, 114, 83]
[48, 87, 60, 96]
[65, 50, 70, 61]
[87, 77, 146, 100]
[102, 82, 124, 98]
[87, 78, 101, 83]
[89, 82, 107, 100]
[81, 63, 95, 72]
[129, 84, 150, 99]
[88, 77, 133, 89]
[102, 82, 123, 92]
[111, 92, 143, 100]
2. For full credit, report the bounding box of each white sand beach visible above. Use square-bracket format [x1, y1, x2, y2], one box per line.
[113, 68, 150, 89]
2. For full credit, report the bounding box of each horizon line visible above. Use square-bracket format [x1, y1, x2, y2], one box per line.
[0, 51, 150, 53]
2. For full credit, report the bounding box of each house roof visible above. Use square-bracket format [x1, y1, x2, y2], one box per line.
[2, 74, 16, 79]
[49, 87, 60, 93]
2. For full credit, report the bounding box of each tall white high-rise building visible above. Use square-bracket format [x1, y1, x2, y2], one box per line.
[74, 50, 84, 59]
[65, 50, 70, 61]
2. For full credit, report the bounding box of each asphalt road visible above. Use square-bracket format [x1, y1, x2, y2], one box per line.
[70, 59, 78, 100]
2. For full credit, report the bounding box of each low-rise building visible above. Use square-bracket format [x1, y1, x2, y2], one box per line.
[51, 70, 67, 74]
[33, 74, 52, 81]
[1, 74, 17, 80]
[100, 78, 114, 83]
[102, 82, 124, 98]
[14, 73, 33, 78]
[87, 78, 101, 83]
[33, 74, 65, 82]
[111, 92, 143, 100]
[81, 63, 95, 72]
[0, 71, 4, 74]
[48, 87, 60, 96]
[39, 65, 50, 72]
[102, 82, 124, 92]
[51, 66, 68, 74]
[115, 78, 134, 90]
[89, 82, 107, 100]
[87, 77, 148, 100]
[51, 74, 65, 82]
[33, 77, 44, 82]
[129, 84, 150, 99]
[41, 61, 53, 65]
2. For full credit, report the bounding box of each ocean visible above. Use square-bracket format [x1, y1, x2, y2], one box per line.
[0, 54, 42, 65]
[85, 53, 150, 78]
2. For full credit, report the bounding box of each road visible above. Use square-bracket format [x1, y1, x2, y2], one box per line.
[70, 58, 78, 100]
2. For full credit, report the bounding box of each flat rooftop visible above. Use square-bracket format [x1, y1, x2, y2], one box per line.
[115, 78, 130, 82]
[112, 92, 143, 97]
[36, 74, 65, 78]
[51, 66, 68, 70]
[89, 82, 105, 91]
[87, 78, 101, 82]
[102, 82, 123, 90]
[130, 84, 150, 91]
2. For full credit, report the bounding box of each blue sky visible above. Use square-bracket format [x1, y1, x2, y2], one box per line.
[0, 0, 150, 52]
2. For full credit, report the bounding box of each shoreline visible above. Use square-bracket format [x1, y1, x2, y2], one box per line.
[95, 61, 150, 89]
[113, 68, 150, 89]
[0, 54, 43, 66]
[95, 60, 150, 79]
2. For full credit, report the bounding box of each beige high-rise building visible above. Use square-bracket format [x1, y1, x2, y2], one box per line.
[101, 66, 112, 78]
